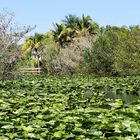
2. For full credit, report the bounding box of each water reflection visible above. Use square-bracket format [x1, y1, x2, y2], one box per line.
[104, 88, 140, 104]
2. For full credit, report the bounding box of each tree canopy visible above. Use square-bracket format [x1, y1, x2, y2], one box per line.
[17, 14, 140, 76]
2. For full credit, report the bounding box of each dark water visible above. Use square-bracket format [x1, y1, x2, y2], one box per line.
[105, 90, 140, 104]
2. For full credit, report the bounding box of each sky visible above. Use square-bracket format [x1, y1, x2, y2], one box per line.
[0, 0, 140, 35]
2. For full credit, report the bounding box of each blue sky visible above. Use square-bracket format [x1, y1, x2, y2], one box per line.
[1, 0, 140, 35]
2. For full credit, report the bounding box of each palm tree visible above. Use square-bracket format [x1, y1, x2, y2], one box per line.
[62, 14, 80, 30]
[76, 14, 99, 36]
[21, 33, 44, 67]
[51, 14, 99, 46]
[22, 33, 44, 55]
[51, 23, 64, 46]
[62, 14, 99, 39]
[52, 23, 74, 46]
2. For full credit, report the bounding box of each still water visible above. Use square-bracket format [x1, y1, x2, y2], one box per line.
[105, 89, 140, 104]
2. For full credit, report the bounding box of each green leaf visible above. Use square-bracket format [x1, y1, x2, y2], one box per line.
[22, 126, 34, 132]
[110, 99, 123, 109]
[53, 131, 63, 138]
[28, 133, 36, 138]
[9, 133, 15, 139]
[1, 125, 14, 129]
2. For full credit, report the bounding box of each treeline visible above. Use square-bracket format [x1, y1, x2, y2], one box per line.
[0, 11, 140, 79]
[22, 14, 140, 76]
[83, 25, 140, 76]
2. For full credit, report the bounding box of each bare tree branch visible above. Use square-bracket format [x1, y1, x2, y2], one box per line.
[0, 10, 35, 80]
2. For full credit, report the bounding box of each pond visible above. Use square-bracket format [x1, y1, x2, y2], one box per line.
[104, 88, 140, 105]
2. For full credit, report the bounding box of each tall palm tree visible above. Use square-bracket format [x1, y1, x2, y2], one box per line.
[76, 14, 99, 36]
[62, 14, 80, 30]
[62, 14, 99, 39]
[51, 23, 65, 46]
[21, 33, 44, 67]
[52, 23, 74, 46]
[52, 14, 99, 46]
[22, 33, 44, 55]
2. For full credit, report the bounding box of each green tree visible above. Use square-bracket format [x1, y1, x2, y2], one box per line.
[81, 26, 129, 76]
[51, 14, 99, 47]
[63, 14, 99, 36]
[22, 33, 44, 55]
[21, 33, 44, 68]
[113, 26, 140, 76]
[52, 23, 75, 46]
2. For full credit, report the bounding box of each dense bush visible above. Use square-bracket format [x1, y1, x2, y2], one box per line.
[81, 26, 140, 76]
